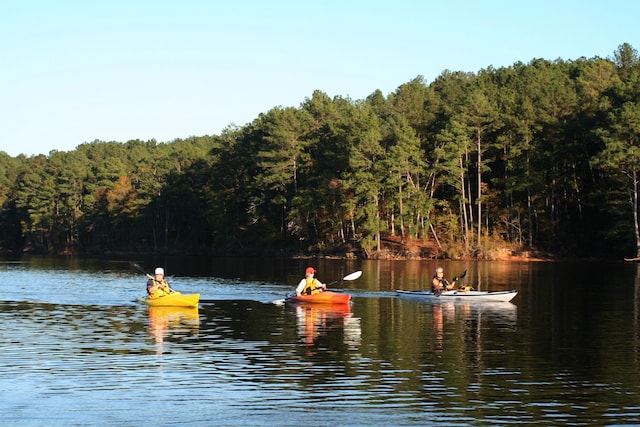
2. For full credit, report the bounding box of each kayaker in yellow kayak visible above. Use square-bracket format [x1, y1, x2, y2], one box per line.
[295, 266, 326, 296]
[147, 267, 176, 299]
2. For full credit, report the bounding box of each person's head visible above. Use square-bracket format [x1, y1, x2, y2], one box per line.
[435, 267, 444, 277]
[154, 267, 164, 277]
[305, 266, 316, 276]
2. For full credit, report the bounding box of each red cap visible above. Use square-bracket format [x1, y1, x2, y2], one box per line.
[305, 267, 316, 275]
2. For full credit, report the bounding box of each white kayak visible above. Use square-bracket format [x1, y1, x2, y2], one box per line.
[395, 289, 518, 303]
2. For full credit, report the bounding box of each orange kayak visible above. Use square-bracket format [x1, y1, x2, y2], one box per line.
[285, 291, 351, 304]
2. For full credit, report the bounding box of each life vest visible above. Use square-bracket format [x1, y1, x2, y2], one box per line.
[302, 278, 322, 295]
[147, 278, 172, 299]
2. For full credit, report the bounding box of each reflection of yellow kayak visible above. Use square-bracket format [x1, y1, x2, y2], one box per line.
[148, 305, 200, 352]
[148, 306, 200, 333]
[137, 293, 200, 307]
[148, 305, 200, 323]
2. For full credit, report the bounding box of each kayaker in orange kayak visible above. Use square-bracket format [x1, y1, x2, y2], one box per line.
[295, 267, 326, 296]
[147, 267, 176, 299]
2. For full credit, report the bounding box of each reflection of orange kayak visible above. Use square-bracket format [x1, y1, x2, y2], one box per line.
[295, 302, 352, 348]
[295, 302, 352, 316]
[137, 293, 200, 307]
[286, 291, 351, 304]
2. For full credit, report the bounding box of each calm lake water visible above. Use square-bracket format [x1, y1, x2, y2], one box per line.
[1, 255, 639, 426]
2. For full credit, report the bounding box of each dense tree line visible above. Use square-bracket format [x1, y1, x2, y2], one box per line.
[1, 43, 639, 259]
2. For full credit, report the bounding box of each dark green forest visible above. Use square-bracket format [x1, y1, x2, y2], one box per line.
[1, 43, 639, 260]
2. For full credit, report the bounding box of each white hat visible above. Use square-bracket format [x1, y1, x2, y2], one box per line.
[154, 267, 164, 275]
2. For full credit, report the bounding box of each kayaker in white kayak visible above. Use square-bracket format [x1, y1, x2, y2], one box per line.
[147, 267, 176, 299]
[432, 267, 455, 293]
[295, 267, 326, 296]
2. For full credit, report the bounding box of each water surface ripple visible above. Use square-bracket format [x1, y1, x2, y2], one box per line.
[1, 258, 640, 426]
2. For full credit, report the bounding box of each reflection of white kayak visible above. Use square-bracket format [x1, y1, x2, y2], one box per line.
[395, 289, 518, 303]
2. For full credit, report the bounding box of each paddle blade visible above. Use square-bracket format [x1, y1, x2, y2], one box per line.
[343, 271, 362, 281]
[452, 270, 467, 282]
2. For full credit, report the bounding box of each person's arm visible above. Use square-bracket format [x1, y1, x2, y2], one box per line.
[147, 279, 156, 295]
[295, 278, 306, 296]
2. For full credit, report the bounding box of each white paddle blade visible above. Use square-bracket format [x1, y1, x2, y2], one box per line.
[343, 271, 362, 281]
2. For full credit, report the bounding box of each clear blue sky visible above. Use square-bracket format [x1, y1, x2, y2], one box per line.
[1, 0, 637, 157]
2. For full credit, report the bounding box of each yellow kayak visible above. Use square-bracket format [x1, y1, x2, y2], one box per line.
[137, 292, 200, 307]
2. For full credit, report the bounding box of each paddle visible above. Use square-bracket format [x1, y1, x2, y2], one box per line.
[452, 269, 474, 291]
[272, 270, 363, 305]
[326, 270, 363, 287]
[450, 269, 467, 287]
